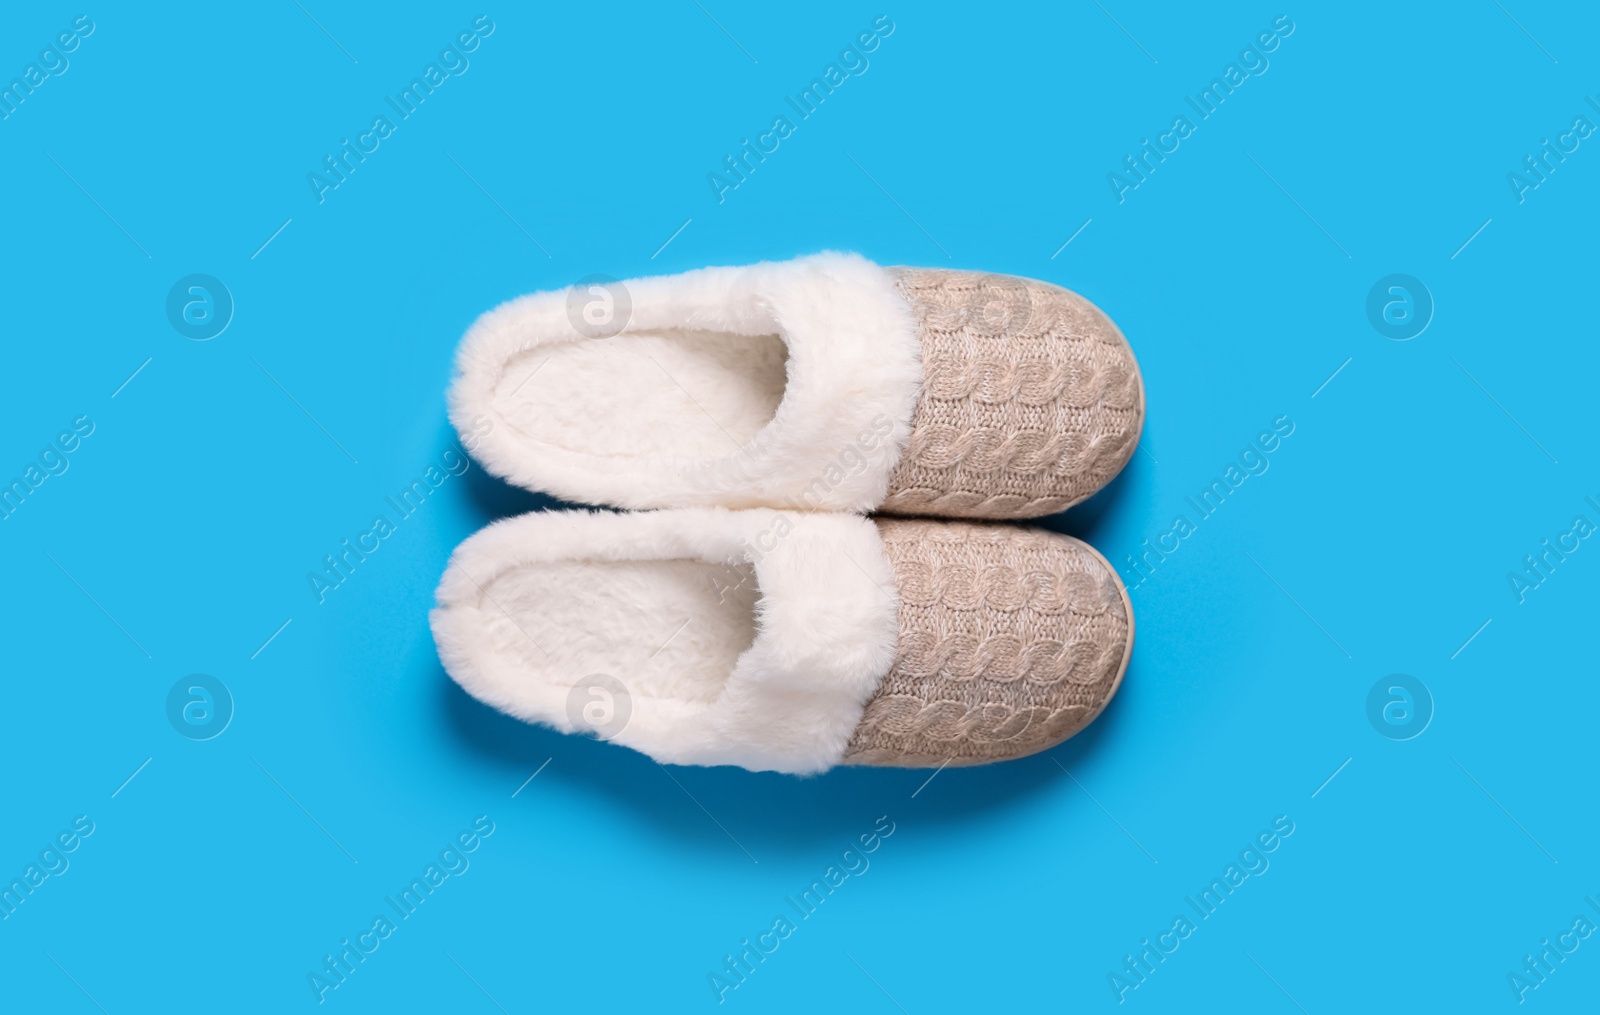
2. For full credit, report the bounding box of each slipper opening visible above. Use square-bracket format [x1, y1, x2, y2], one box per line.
[493, 329, 789, 463]
[475, 556, 762, 716]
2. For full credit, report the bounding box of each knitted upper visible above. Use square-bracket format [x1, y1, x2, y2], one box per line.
[879, 269, 1144, 519]
[843, 519, 1132, 767]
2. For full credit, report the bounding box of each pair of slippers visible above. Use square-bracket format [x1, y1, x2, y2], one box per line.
[430, 253, 1144, 775]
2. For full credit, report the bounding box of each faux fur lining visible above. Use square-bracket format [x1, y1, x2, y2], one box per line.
[448, 252, 924, 512]
[430, 508, 900, 774]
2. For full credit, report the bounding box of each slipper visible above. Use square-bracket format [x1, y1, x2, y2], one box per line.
[430, 508, 1132, 774]
[449, 252, 1143, 519]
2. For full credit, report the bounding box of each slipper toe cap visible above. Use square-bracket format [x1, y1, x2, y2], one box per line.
[844, 518, 1132, 767]
[880, 269, 1145, 519]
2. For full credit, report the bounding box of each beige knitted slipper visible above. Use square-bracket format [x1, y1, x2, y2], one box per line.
[431, 508, 1131, 774]
[450, 252, 1143, 520]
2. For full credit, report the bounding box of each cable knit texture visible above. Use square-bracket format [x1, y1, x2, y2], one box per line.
[880, 269, 1145, 519]
[843, 519, 1131, 767]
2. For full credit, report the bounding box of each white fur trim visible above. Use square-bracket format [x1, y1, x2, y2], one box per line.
[430, 508, 900, 775]
[448, 252, 923, 512]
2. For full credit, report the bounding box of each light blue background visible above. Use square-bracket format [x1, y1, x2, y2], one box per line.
[2, 2, 1596, 1011]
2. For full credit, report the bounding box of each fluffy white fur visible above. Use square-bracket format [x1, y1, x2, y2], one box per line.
[430, 508, 900, 775]
[448, 252, 924, 512]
